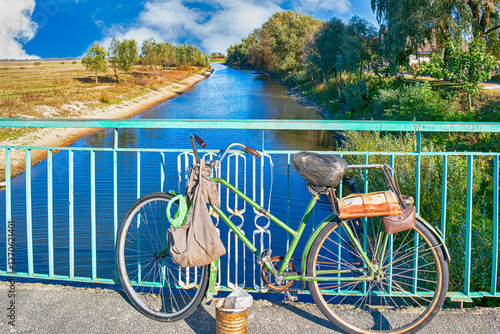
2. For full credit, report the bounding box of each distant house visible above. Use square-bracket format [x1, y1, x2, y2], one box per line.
[409, 36, 469, 65]
[409, 36, 440, 65]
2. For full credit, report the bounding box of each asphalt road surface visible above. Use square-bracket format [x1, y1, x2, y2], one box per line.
[0, 281, 499, 333]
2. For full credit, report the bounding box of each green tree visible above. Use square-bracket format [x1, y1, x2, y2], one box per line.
[306, 18, 344, 78]
[421, 37, 498, 109]
[339, 16, 379, 79]
[82, 41, 108, 84]
[247, 11, 320, 73]
[141, 38, 158, 73]
[116, 39, 138, 83]
[304, 18, 345, 94]
[446, 38, 498, 108]
[156, 42, 176, 69]
[185, 44, 198, 65]
[226, 42, 249, 67]
[175, 44, 187, 69]
[108, 37, 119, 83]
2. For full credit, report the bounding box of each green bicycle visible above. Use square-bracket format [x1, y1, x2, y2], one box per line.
[116, 134, 450, 334]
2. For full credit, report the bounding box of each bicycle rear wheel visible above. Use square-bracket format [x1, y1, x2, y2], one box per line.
[116, 192, 209, 322]
[306, 216, 449, 334]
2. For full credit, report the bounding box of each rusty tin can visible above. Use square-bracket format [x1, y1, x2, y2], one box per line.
[215, 299, 247, 334]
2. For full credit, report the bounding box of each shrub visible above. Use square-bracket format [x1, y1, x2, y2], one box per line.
[34, 61, 42, 66]
[342, 80, 371, 116]
[372, 88, 398, 115]
[373, 81, 456, 121]
[136, 77, 151, 86]
[99, 93, 111, 104]
[283, 70, 308, 86]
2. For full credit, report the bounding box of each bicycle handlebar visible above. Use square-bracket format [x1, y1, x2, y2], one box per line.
[189, 135, 261, 162]
[190, 134, 202, 162]
[245, 146, 260, 158]
[193, 134, 206, 148]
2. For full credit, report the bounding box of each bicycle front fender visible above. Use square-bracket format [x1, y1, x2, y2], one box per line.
[300, 212, 338, 284]
[205, 258, 219, 304]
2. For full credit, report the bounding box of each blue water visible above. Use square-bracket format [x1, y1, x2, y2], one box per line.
[0, 64, 337, 287]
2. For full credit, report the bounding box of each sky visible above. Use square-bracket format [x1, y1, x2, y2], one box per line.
[0, 0, 377, 59]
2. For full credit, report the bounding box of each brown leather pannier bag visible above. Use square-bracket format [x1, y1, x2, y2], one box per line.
[382, 205, 416, 234]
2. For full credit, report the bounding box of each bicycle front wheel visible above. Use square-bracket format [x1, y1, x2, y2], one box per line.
[306, 216, 449, 334]
[116, 192, 209, 322]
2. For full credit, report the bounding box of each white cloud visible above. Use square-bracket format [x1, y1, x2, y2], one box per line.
[293, 0, 352, 15]
[0, 0, 39, 59]
[103, 0, 354, 54]
[130, 0, 283, 53]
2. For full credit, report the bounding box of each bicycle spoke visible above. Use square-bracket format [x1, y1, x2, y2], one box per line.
[117, 194, 208, 320]
[308, 219, 447, 333]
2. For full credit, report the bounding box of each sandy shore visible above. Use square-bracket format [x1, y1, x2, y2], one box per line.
[0, 68, 213, 183]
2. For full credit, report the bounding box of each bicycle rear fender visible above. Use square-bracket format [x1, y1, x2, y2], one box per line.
[416, 214, 451, 262]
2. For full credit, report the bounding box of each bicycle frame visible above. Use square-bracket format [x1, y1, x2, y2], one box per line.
[208, 176, 382, 283]
[172, 135, 446, 287]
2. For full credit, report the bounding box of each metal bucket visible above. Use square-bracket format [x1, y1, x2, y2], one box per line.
[215, 299, 247, 334]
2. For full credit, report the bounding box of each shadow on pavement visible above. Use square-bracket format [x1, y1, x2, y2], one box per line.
[271, 301, 347, 333]
[184, 305, 216, 333]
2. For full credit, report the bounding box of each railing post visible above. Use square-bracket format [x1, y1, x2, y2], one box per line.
[69, 150, 74, 279]
[26, 149, 33, 277]
[47, 149, 54, 277]
[492, 155, 499, 295]
[415, 131, 421, 214]
[441, 155, 448, 239]
[5, 149, 12, 273]
[464, 155, 474, 296]
[91, 150, 96, 281]
[286, 153, 290, 249]
[113, 128, 119, 283]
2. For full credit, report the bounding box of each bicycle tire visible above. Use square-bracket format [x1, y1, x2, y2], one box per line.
[116, 192, 210, 322]
[306, 216, 449, 334]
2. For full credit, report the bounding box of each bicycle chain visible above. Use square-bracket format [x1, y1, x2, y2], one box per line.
[263, 258, 366, 292]
[261, 256, 296, 291]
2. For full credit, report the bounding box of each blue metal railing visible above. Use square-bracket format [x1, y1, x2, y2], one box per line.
[1, 119, 499, 302]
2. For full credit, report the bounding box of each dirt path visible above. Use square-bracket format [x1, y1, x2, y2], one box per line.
[0, 69, 212, 183]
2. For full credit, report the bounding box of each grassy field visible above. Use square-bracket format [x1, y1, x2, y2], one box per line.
[0, 60, 208, 141]
[0, 60, 205, 117]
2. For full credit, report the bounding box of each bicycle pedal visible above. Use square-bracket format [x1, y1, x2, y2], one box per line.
[284, 290, 298, 303]
[257, 249, 272, 265]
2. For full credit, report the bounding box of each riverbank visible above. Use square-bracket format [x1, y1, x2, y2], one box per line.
[0, 68, 213, 183]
